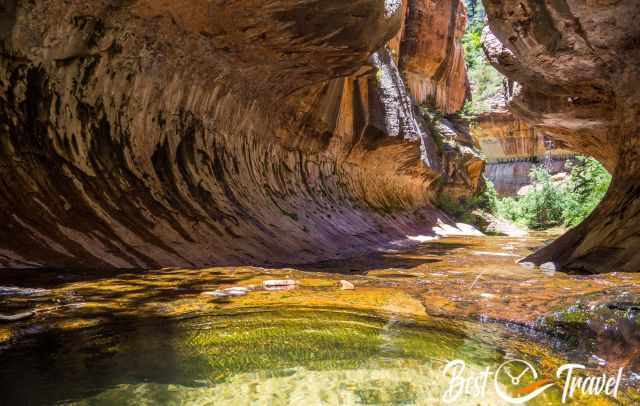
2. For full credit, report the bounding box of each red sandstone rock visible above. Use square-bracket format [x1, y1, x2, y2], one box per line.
[399, 0, 468, 113]
[483, 0, 640, 273]
[0, 0, 481, 269]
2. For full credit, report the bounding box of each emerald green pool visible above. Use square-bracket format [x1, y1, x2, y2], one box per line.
[0, 307, 593, 405]
[2, 234, 639, 405]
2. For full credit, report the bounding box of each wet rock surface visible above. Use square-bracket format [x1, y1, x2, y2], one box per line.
[2, 233, 640, 396]
[2, 233, 639, 342]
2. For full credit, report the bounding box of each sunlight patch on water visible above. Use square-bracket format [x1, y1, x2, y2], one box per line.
[74, 361, 505, 406]
[471, 251, 520, 257]
[433, 220, 484, 237]
[408, 235, 438, 243]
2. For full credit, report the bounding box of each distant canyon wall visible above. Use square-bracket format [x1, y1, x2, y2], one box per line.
[472, 108, 574, 195]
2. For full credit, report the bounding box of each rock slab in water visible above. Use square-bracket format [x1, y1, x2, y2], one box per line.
[340, 280, 355, 290]
[203, 287, 250, 298]
[0, 311, 35, 322]
[0, 287, 48, 296]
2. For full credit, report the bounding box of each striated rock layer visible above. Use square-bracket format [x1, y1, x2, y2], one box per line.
[471, 95, 574, 196]
[0, 0, 481, 268]
[483, 0, 640, 273]
[399, 0, 468, 113]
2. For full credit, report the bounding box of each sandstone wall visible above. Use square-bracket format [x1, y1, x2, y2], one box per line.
[470, 87, 574, 196]
[483, 0, 640, 273]
[399, 0, 468, 114]
[0, 0, 479, 268]
[484, 160, 569, 196]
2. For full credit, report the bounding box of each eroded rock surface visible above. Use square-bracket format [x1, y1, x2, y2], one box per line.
[471, 85, 574, 196]
[399, 0, 468, 113]
[0, 0, 480, 268]
[483, 0, 640, 272]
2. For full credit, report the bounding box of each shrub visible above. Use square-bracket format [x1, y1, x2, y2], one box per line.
[492, 157, 611, 230]
[562, 156, 612, 226]
[461, 1, 504, 116]
[435, 177, 498, 225]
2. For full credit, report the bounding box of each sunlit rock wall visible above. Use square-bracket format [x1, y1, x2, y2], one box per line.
[471, 87, 574, 196]
[398, 0, 468, 114]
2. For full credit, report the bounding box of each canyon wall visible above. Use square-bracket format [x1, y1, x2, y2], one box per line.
[483, 0, 640, 273]
[399, 0, 468, 113]
[471, 92, 574, 195]
[0, 0, 478, 269]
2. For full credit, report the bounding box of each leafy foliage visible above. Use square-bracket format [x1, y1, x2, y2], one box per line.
[559, 156, 613, 227]
[461, 0, 504, 116]
[489, 157, 612, 229]
[496, 167, 564, 229]
[435, 177, 498, 225]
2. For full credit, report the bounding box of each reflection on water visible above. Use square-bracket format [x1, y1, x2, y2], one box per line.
[0, 308, 576, 405]
[2, 233, 640, 404]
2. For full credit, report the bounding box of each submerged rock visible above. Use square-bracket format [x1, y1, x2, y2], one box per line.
[541, 295, 640, 371]
[0, 287, 48, 297]
[339, 280, 355, 290]
[0, 311, 34, 323]
[263, 280, 297, 288]
[203, 287, 250, 298]
[202, 291, 228, 298]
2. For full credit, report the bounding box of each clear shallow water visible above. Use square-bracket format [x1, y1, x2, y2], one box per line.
[2, 234, 640, 405]
[0, 307, 603, 405]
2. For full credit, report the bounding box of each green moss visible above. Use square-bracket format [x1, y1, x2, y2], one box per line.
[556, 306, 590, 325]
[157, 308, 506, 384]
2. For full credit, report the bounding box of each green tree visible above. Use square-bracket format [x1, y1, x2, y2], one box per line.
[461, 0, 504, 115]
[492, 157, 611, 230]
[561, 156, 612, 226]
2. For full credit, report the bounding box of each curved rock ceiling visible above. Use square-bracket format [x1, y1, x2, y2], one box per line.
[483, 0, 640, 273]
[0, 0, 477, 269]
[5, 0, 634, 274]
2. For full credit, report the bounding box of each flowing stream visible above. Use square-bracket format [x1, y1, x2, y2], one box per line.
[1, 233, 639, 405]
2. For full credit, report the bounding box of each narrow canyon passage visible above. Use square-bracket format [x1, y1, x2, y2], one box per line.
[481, 0, 640, 273]
[1, 0, 637, 273]
[1, 0, 640, 405]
